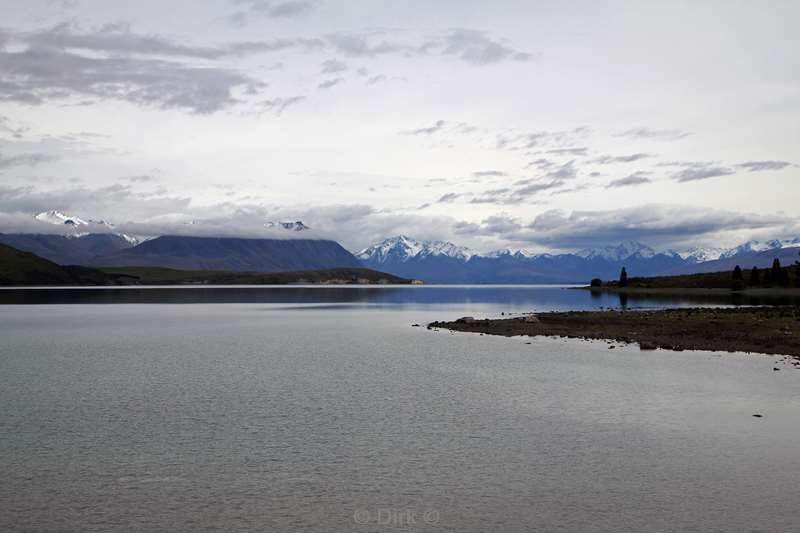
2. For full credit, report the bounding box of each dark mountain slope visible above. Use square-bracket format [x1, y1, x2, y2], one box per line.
[96, 236, 362, 272]
[0, 243, 132, 285]
[0, 233, 134, 265]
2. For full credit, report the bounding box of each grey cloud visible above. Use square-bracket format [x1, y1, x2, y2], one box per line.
[592, 153, 654, 164]
[511, 179, 565, 201]
[120, 175, 155, 183]
[0, 151, 58, 170]
[404, 120, 446, 136]
[546, 147, 588, 156]
[326, 33, 403, 57]
[737, 160, 792, 172]
[229, 0, 317, 25]
[606, 171, 652, 188]
[615, 128, 692, 141]
[672, 164, 735, 182]
[0, 42, 265, 113]
[320, 59, 347, 74]
[524, 205, 788, 249]
[260, 95, 306, 115]
[545, 160, 578, 181]
[365, 74, 386, 85]
[437, 192, 461, 203]
[435, 29, 531, 66]
[497, 126, 590, 151]
[472, 170, 506, 177]
[318, 77, 344, 90]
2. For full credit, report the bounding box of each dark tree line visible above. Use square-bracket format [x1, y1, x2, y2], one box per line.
[738, 257, 796, 288]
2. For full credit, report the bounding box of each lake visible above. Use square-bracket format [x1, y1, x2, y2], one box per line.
[1, 286, 798, 532]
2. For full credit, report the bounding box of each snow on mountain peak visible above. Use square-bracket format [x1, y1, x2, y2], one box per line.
[718, 238, 800, 259]
[357, 235, 473, 262]
[34, 210, 88, 227]
[576, 241, 656, 261]
[265, 220, 310, 231]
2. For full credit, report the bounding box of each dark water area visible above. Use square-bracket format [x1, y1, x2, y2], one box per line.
[1, 287, 799, 532]
[1, 284, 799, 309]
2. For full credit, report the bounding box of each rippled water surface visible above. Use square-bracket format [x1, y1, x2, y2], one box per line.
[1, 286, 798, 532]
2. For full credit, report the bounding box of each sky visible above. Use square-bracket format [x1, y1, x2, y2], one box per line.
[0, 0, 798, 253]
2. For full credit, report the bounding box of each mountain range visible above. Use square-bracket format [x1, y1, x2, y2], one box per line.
[357, 236, 800, 283]
[1, 210, 797, 283]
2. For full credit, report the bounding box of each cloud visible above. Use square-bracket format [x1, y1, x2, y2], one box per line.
[228, 0, 317, 25]
[437, 192, 461, 203]
[326, 33, 403, 57]
[403, 120, 446, 136]
[260, 95, 306, 115]
[496, 126, 591, 151]
[317, 77, 344, 90]
[0, 151, 57, 170]
[591, 153, 654, 164]
[615, 128, 692, 141]
[671, 164, 735, 182]
[365, 74, 386, 85]
[434, 29, 531, 66]
[320, 59, 347, 74]
[606, 171, 652, 188]
[522, 205, 788, 249]
[737, 160, 792, 172]
[472, 170, 506, 178]
[0, 25, 267, 113]
[546, 147, 588, 156]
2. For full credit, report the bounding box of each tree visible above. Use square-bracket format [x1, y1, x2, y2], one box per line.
[732, 265, 743, 280]
[779, 267, 790, 287]
[749, 266, 760, 285]
[590, 278, 602, 287]
[619, 267, 628, 287]
[771, 258, 782, 282]
[764, 268, 773, 286]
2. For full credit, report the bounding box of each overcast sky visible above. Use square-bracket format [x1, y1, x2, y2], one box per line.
[0, 0, 798, 252]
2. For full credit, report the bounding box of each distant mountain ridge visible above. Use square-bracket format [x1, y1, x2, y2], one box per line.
[94, 235, 361, 272]
[357, 235, 800, 283]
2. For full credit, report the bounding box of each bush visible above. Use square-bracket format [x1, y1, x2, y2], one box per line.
[590, 278, 602, 287]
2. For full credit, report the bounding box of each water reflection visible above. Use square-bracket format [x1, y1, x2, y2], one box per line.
[1, 285, 798, 309]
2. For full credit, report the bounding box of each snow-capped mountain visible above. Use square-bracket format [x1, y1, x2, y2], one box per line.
[33, 210, 141, 244]
[718, 239, 800, 259]
[356, 236, 688, 283]
[34, 210, 88, 227]
[576, 241, 658, 261]
[357, 235, 473, 263]
[265, 220, 310, 231]
[678, 246, 727, 263]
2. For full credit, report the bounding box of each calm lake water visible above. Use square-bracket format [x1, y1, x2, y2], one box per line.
[1, 286, 798, 532]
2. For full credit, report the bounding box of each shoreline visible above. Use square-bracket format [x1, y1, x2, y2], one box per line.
[428, 307, 800, 358]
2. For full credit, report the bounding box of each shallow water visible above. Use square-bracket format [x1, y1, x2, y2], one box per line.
[1, 287, 798, 532]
